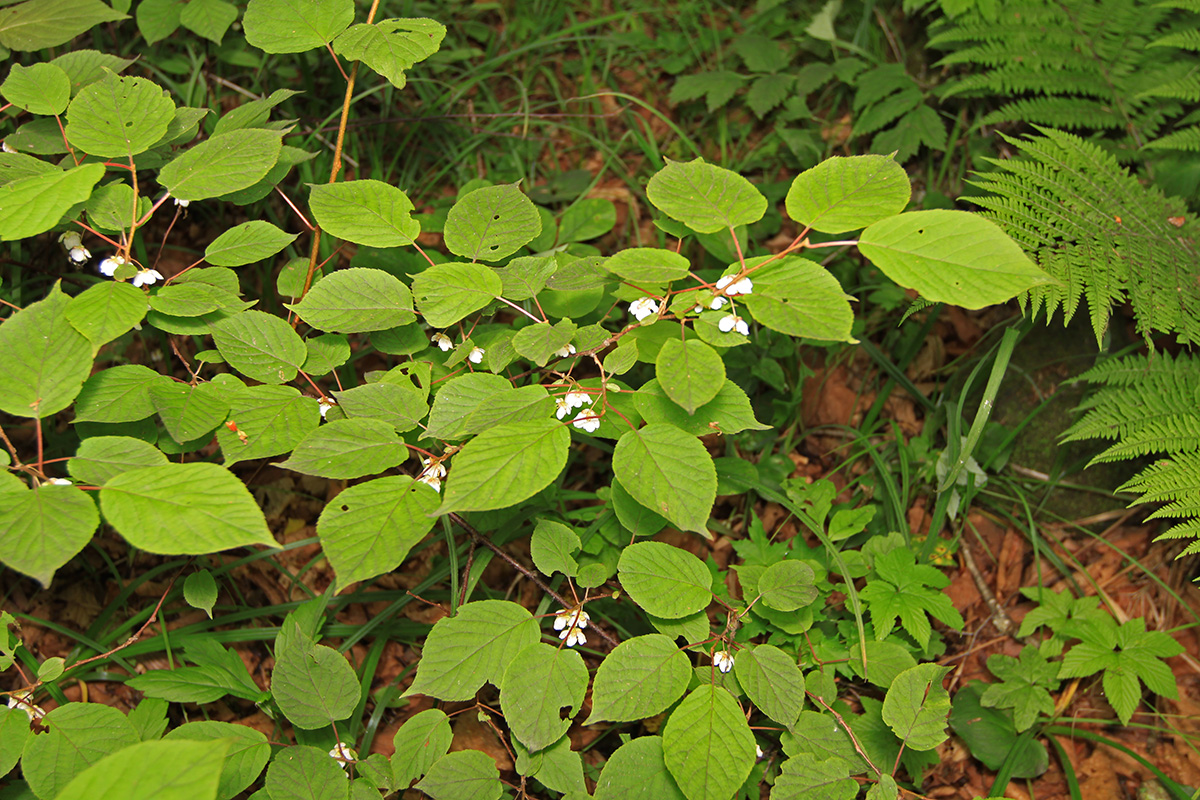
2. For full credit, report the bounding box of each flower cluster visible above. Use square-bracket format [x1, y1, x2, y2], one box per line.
[328, 742, 356, 770]
[628, 297, 659, 322]
[98, 255, 164, 288]
[555, 390, 593, 420]
[59, 231, 90, 264]
[716, 274, 753, 296]
[554, 606, 590, 648]
[712, 649, 734, 673]
[417, 457, 446, 492]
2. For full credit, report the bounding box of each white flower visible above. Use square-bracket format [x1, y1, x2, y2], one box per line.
[716, 274, 753, 296]
[7, 690, 44, 722]
[319, 399, 336, 418]
[555, 607, 590, 648]
[174, 197, 190, 208]
[713, 650, 734, 673]
[555, 343, 576, 358]
[46, 478, 72, 486]
[431, 332, 453, 351]
[572, 409, 601, 433]
[132, 267, 164, 288]
[468, 346, 485, 365]
[98, 255, 126, 277]
[718, 314, 749, 336]
[59, 231, 83, 251]
[554, 396, 571, 420]
[628, 297, 659, 322]
[1, 141, 14, 153]
[67, 246, 91, 264]
[562, 627, 586, 647]
[716, 275, 734, 291]
[328, 742, 356, 769]
[417, 457, 446, 492]
[709, 294, 728, 310]
[563, 391, 592, 410]
[756, 744, 764, 759]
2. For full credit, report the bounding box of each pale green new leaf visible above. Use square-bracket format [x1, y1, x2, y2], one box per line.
[435, 420, 570, 514]
[605, 247, 691, 283]
[276, 418, 406, 479]
[734, 644, 806, 730]
[216, 385, 319, 466]
[287, 267, 416, 332]
[65, 281, 148, 346]
[1, 62, 71, 115]
[586, 634, 691, 724]
[500, 643, 588, 751]
[0, 0, 125, 51]
[73, 364, 165, 423]
[633, 379, 769, 436]
[309, 179, 420, 248]
[858, 210, 1054, 309]
[0, 282, 93, 417]
[100, 462, 276, 553]
[0, 706, 31, 779]
[785, 154, 911, 234]
[617, 541, 712, 619]
[594, 737, 686, 800]
[529, 518, 581, 578]
[333, 18, 447, 89]
[738, 255, 855, 342]
[881, 663, 952, 751]
[403, 600, 539, 701]
[55, 738, 228, 800]
[243, 0, 353, 53]
[212, 309, 306, 384]
[68, 435, 168, 485]
[272, 622, 361, 729]
[0, 484, 99, 586]
[205, 220, 297, 267]
[20, 704, 139, 800]
[0, 163, 105, 241]
[646, 157, 767, 234]
[159, 128, 283, 201]
[416, 750, 502, 800]
[184, 569, 218, 618]
[655, 338, 725, 415]
[165, 721, 270, 800]
[264, 745, 349, 800]
[149, 380, 229, 443]
[65, 72, 175, 157]
[611, 477, 667, 537]
[85, 183, 151, 234]
[412, 261, 503, 327]
[444, 183, 542, 262]
[662, 685, 756, 800]
[392, 709, 452, 788]
[423, 372, 511, 440]
[612, 423, 716, 535]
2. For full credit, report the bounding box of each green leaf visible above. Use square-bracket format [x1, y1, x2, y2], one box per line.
[216, 384, 320, 466]
[617, 541, 712, 619]
[303, 333, 351, 376]
[738, 255, 855, 342]
[771, 753, 858, 800]
[403, 600, 539, 701]
[785, 154, 911, 234]
[530, 518, 581, 578]
[882, 663, 952, 751]
[0, 283, 93, 418]
[646, 157, 767, 234]
[334, 381, 426, 432]
[56, 738, 228, 800]
[1, 62, 71, 115]
[757, 560, 818, 611]
[309, 179, 420, 248]
[136, 0, 181, 44]
[73, 364, 165, 423]
[65, 71, 174, 157]
[243, 0, 353, 53]
[858, 210, 1055, 309]
[273, 621, 362, 729]
[460, 385, 553, 436]
[0, 162, 105, 241]
[99, 462, 276, 553]
[612, 423, 716, 535]
[512, 319, 576, 366]
[147, 283, 244, 317]
[392, 709, 452, 788]
[734, 644, 805, 730]
[164, 721, 270, 800]
[264, 745, 349, 800]
[149, 380, 229, 443]
[669, 70, 745, 112]
[84, 182, 150, 234]
[662, 685, 756, 800]
[0, 706, 31, 778]
[495, 255, 556, 300]
[277, 418, 406, 479]
[604, 337, 639, 375]
[586, 634, 691, 724]
[287, 267, 416, 333]
[68, 435, 168, 485]
[423, 372, 511, 441]
[594, 737, 686, 800]
[605, 247, 691, 283]
[332, 18, 446, 89]
[860, 548, 963, 649]
[0, 482, 98, 586]
[848, 639, 917, 690]
[318, 476, 440, 590]
[611, 477, 667, 537]
[558, 197, 616, 243]
[435, 420, 570, 514]
[179, 0, 236, 43]
[980, 646, 1059, 731]
[633, 379, 768, 437]
[183, 569, 218, 618]
[500, 643, 589, 751]
[212, 309, 306, 384]
[0, 0, 125, 51]
[412, 261, 503, 328]
[204, 220, 297, 267]
[781, 711, 866, 774]
[20, 704, 139, 800]
[159, 129, 283, 202]
[415, 750, 502, 800]
[127, 640, 266, 704]
[444, 183, 542, 261]
[949, 683, 1048, 779]
[655, 338, 725, 415]
[65, 279, 147, 346]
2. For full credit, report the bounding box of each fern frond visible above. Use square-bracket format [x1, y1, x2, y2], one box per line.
[1144, 125, 1200, 150]
[1139, 74, 1200, 102]
[1150, 29, 1200, 51]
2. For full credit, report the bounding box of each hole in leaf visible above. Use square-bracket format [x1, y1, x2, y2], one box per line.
[490, 244, 499, 250]
[340, 504, 349, 512]
[559, 706, 573, 720]
[493, 214, 501, 221]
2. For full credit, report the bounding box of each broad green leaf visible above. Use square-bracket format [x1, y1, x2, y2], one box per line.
[412, 261, 503, 328]
[738, 255, 855, 342]
[771, 753, 858, 800]
[318, 476, 439, 590]
[444, 183, 541, 262]
[73, 364, 165, 423]
[392, 709, 452, 788]
[605, 247, 691, 283]
[594, 737, 686, 800]
[0, 162, 104, 241]
[303, 333, 350, 375]
[264, 745, 349, 800]
[289, 267, 416, 332]
[734, 644, 805, 730]
[55, 738, 227, 800]
[781, 711, 866, 772]
[848, 639, 917, 690]
[633, 379, 769, 436]
[604, 337, 639, 375]
[125, 697, 169, 742]
[159, 129, 283, 202]
[785, 154, 911, 234]
[65, 278, 148, 346]
[435, 420, 570, 514]
[183, 569, 218, 618]
[500, 643, 588, 751]
[273, 621, 361, 729]
[0, 706, 31, 778]
[0, 283, 92, 418]
[334, 381, 426, 432]
[495, 255, 556, 300]
[979, 646, 1059, 731]
[20, 704, 139, 800]
[415, 750, 502, 800]
[558, 197, 616, 243]
[148, 283, 245, 317]
[512, 319, 576, 366]
[758, 560, 818, 611]
[174, 265, 241, 294]
[881, 663, 952, 751]
[212, 309, 306, 384]
[646, 157, 767, 234]
[68, 435, 168, 486]
[662, 685, 756, 800]
[0, 484, 98, 585]
[333, 18, 446, 89]
[276, 418, 406, 479]
[655, 338, 725, 415]
[216, 385, 320, 466]
[529, 518, 580, 578]
[205, 220, 297, 267]
[243, 0, 354, 53]
[0, 0, 125, 51]
[308, 179, 419, 247]
[612, 423, 716, 535]
[65, 72, 174, 157]
[858, 210, 1054, 309]
[513, 734, 585, 795]
[136, 0, 181, 43]
[51, 49, 135, 95]
[100, 462, 276, 553]
[611, 477, 667, 537]
[617, 541, 712, 619]
[165, 721, 270, 800]
[404, 600, 539, 701]
[1, 62, 71, 115]
[586, 634, 691, 724]
[0, 150, 57, 185]
[949, 684, 1048, 779]
[85, 182, 151, 233]
[460, 385, 553, 435]
[211, 88, 301, 137]
[423, 372, 511, 441]
[149, 380, 229, 443]
[179, 0, 237, 43]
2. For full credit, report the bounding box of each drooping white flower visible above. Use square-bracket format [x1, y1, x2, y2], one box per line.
[756, 744, 764, 759]
[319, 399, 336, 418]
[468, 346, 485, 364]
[46, 478, 72, 486]
[553, 607, 590, 631]
[431, 332, 453, 351]
[328, 742, 356, 770]
[728, 277, 752, 295]
[132, 267, 164, 288]
[554, 343, 576, 358]
[7, 690, 44, 722]
[715, 274, 734, 291]
[554, 396, 571, 420]
[563, 391, 592, 410]
[572, 409, 601, 433]
[59, 231, 83, 251]
[98, 255, 126, 277]
[628, 297, 659, 322]
[709, 294, 728, 310]
[174, 197, 190, 208]
[417, 457, 446, 492]
[562, 627, 586, 647]
[718, 314, 749, 336]
[67, 246, 91, 264]
[713, 650, 734, 673]
[1, 141, 14, 154]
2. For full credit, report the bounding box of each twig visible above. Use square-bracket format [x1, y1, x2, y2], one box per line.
[960, 541, 1018, 637]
